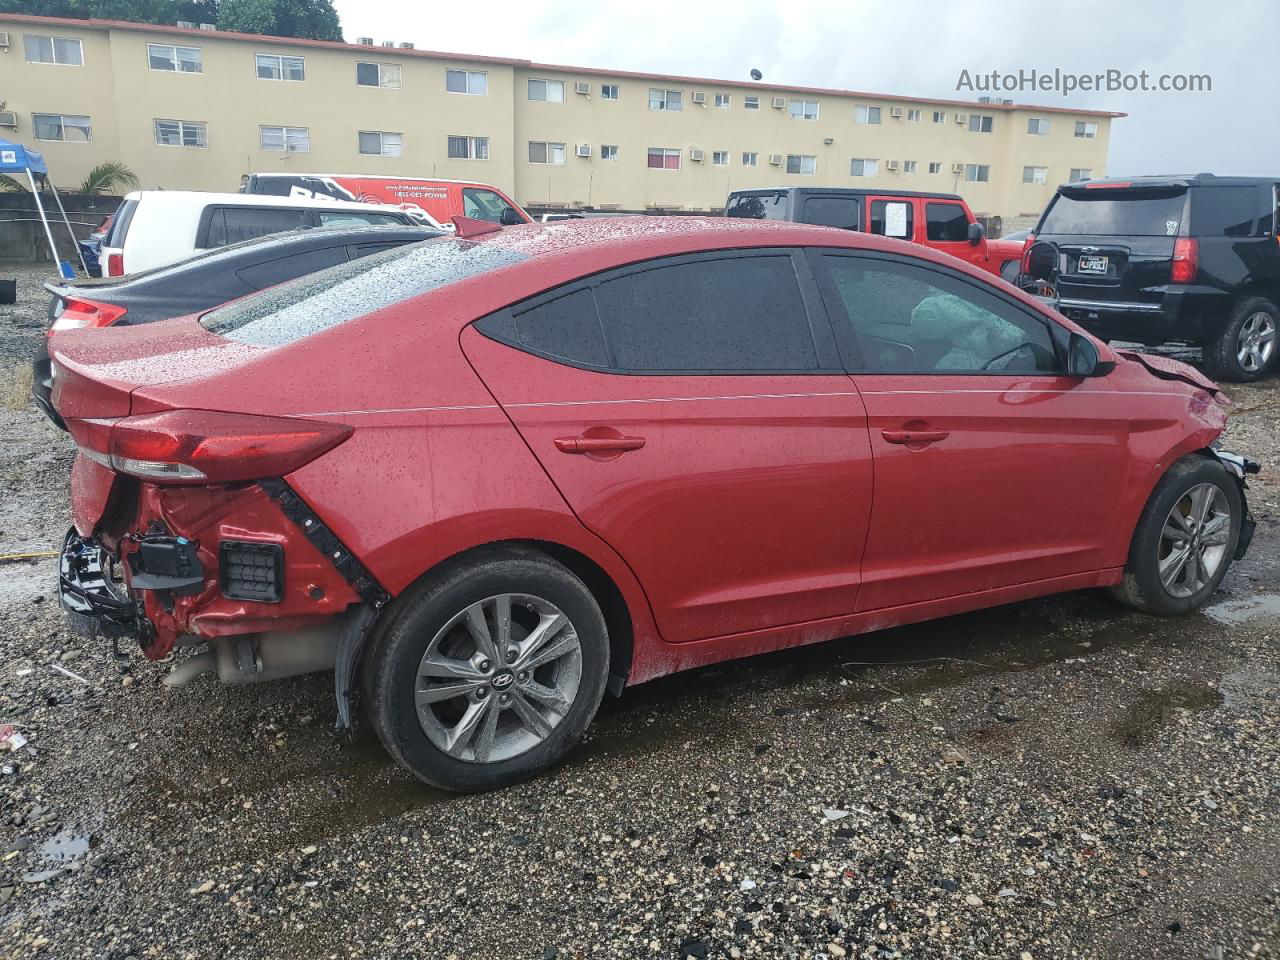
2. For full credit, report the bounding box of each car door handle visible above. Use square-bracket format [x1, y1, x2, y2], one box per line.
[554, 435, 647, 454]
[881, 429, 949, 445]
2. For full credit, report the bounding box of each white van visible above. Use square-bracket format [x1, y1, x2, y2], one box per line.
[98, 191, 428, 277]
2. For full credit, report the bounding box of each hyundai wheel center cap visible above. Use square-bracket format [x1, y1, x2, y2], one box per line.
[491, 670, 515, 691]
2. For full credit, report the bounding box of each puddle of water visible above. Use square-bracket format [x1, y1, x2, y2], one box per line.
[1220, 668, 1280, 710]
[1203, 593, 1280, 626]
[0, 560, 51, 605]
[38, 830, 90, 864]
[1109, 680, 1223, 748]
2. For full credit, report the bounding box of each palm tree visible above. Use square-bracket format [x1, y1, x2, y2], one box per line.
[0, 173, 25, 192]
[76, 162, 140, 195]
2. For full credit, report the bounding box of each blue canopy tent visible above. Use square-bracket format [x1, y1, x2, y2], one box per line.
[0, 138, 87, 278]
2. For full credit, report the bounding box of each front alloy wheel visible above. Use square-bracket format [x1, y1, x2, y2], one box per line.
[1157, 483, 1231, 599]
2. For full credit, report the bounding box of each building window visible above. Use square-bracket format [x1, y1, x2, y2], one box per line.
[906, 109, 921, 122]
[712, 150, 729, 165]
[932, 110, 946, 123]
[357, 62, 402, 89]
[741, 152, 758, 166]
[528, 79, 565, 102]
[260, 125, 309, 152]
[850, 158, 878, 177]
[147, 42, 201, 73]
[928, 161, 942, 174]
[1022, 165, 1047, 184]
[648, 88, 682, 111]
[1074, 121, 1098, 138]
[601, 144, 619, 160]
[446, 69, 487, 95]
[647, 147, 680, 170]
[968, 114, 993, 133]
[601, 83, 620, 100]
[1027, 117, 1050, 135]
[786, 154, 816, 175]
[965, 163, 990, 182]
[23, 35, 82, 65]
[154, 119, 206, 147]
[256, 54, 305, 81]
[744, 96, 760, 110]
[714, 93, 731, 108]
[903, 160, 917, 174]
[447, 135, 488, 159]
[358, 131, 402, 157]
[854, 105, 881, 125]
[1070, 168, 1093, 181]
[528, 141, 566, 164]
[32, 113, 91, 142]
[789, 98, 819, 120]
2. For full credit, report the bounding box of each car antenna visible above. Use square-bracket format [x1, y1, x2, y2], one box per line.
[451, 215, 503, 238]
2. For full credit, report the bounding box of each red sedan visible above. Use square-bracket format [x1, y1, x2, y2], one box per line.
[51, 216, 1259, 792]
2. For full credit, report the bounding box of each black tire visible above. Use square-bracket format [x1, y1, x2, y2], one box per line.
[1203, 296, 1279, 383]
[1109, 455, 1241, 616]
[364, 546, 609, 792]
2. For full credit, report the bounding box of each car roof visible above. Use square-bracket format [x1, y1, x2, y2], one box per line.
[246, 173, 501, 189]
[121, 189, 414, 213]
[728, 186, 965, 202]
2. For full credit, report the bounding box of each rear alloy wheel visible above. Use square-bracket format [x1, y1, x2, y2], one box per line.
[1110, 456, 1241, 616]
[366, 548, 609, 792]
[1204, 297, 1279, 383]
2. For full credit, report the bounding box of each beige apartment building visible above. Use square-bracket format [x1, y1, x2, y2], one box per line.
[0, 14, 1121, 221]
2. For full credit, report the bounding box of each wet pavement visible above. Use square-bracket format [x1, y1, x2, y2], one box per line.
[2, 262, 1280, 958]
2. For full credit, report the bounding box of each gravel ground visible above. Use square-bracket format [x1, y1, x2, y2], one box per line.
[2, 261, 1280, 960]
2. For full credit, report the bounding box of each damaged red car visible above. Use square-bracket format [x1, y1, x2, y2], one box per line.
[52, 216, 1259, 792]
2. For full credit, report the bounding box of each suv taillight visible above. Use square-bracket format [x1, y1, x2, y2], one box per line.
[50, 297, 128, 334]
[1171, 237, 1198, 284]
[73, 410, 352, 485]
[106, 252, 124, 277]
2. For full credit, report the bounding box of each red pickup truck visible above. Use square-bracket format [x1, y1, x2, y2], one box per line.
[725, 187, 1025, 279]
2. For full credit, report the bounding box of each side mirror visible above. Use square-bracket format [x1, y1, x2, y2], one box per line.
[1068, 332, 1114, 377]
[500, 208, 526, 226]
[967, 221, 985, 246]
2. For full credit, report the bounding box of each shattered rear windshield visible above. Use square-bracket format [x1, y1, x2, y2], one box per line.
[201, 237, 528, 347]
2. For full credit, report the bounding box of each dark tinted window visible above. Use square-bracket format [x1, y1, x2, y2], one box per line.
[511, 289, 609, 366]
[802, 196, 860, 230]
[820, 255, 1059, 374]
[725, 193, 788, 220]
[595, 255, 818, 371]
[925, 202, 969, 242]
[235, 246, 350, 290]
[203, 237, 527, 347]
[1191, 186, 1264, 237]
[103, 198, 137, 247]
[1039, 188, 1188, 236]
[205, 207, 311, 247]
[869, 199, 914, 239]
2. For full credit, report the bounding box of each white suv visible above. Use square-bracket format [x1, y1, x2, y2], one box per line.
[98, 191, 429, 277]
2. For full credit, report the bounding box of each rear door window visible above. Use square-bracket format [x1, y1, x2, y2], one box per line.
[511, 289, 609, 366]
[234, 246, 351, 290]
[925, 202, 970, 242]
[203, 206, 311, 247]
[1038, 188, 1188, 236]
[869, 199, 914, 239]
[1190, 186, 1265, 237]
[802, 196, 860, 230]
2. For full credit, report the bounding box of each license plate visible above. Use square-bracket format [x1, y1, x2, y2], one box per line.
[1077, 255, 1109, 274]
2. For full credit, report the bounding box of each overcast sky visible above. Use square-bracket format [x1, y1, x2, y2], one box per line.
[332, 0, 1277, 176]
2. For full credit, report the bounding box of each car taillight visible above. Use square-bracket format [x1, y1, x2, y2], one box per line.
[1171, 237, 1198, 284]
[73, 410, 352, 485]
[106, 252, 124, 277]
[50, 297, 128, 334]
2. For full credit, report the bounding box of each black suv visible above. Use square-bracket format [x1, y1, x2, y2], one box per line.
[1035, 174, 1280, 381]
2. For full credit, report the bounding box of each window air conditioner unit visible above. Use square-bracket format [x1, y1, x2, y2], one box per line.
[768, 153, 783, 165]
[951, 162, 965, 173]
[198, 22, 216, 30]
[399, 42, 415, 49]
[574, 81, 591, 95]
[886, 160, 899, 171]
[357, 37, 374, 45]
[823, 137, 834, 145]
[176, 20, 196, 28]
[771, 96, 786, 109]
[576, 143, 592, 157]
[691, 91, 706, 104]
[381, 40, 395, 47]
[955, 113, 968, 124]
[690, 148, 705, 162]
[889, 106, 903, 118]
[0, 31, 10, 49]
[0, 111, 17, 129]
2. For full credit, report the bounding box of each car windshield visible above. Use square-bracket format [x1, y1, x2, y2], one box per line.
[725, 193, 788, 220]
[1039, 188, 1188, 237]
[201, 236, 527, 347]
